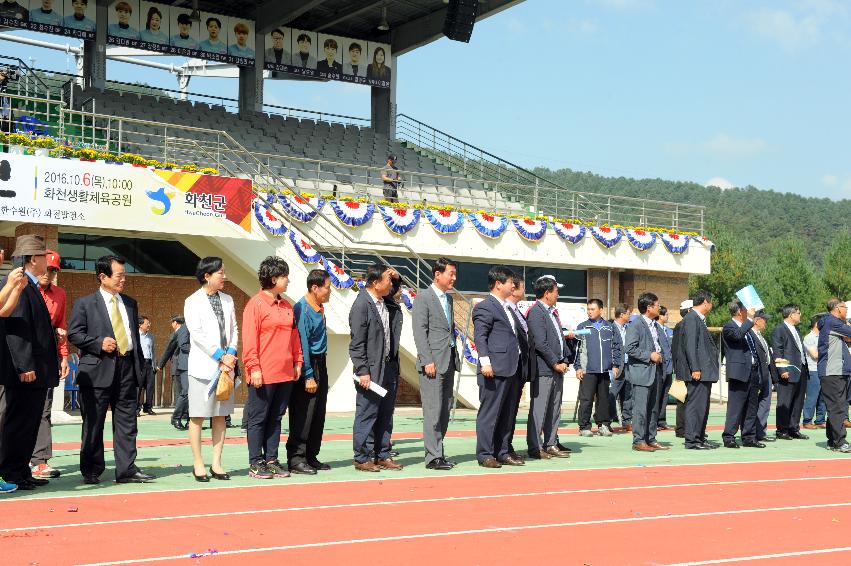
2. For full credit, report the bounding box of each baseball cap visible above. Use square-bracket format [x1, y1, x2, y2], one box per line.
[679, 299, 693, 310]
[754, 310, 770, 321]
[46, 249, 61, 271]
[534, 274, 563, 288]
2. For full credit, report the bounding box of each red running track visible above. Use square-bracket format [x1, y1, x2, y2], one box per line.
[2, 459, 849, 565]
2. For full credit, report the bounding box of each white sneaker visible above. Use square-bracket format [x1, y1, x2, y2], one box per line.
[579, 429, 594, 437]
[599, 425, 613, 437]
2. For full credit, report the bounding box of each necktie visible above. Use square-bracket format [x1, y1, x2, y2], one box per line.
[551, 307, 564, 357]
[441, 293, 452, 328]
[111, 296, 129, 355]
[745, 332, 757, 364]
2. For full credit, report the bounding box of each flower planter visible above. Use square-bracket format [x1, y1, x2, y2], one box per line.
[9, 145, 26, 155]
[34, 148, 50, 157]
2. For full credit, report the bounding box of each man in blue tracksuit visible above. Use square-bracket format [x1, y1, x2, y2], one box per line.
[575, 299, 623, 437]
[817, 298, 851, 453]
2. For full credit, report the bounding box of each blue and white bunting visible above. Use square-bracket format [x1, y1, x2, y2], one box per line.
[625, 228, 656, 251]
[660, 232, 690, 254]
[512, 218, 547, 242]
[692, 235, 715, 249]
[468, 212, 508, 239]
[400, 287, 417, 311]
[378, 205, 421, 235]
[458, 333, 479, 366]
[253, 194, 286, 236]
[289, 228, 323, 263]
[424, 208, 464, 234]
[278, 193, 325, 223]
[552, 222, 586, 244]
[590, 226, 622, 248]
[329, 200, 375, 227]
[323, 257, 355, 289]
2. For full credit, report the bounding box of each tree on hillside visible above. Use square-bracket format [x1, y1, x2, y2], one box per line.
[756, 237, 828, 335]
[689, 231, 756, 328]
[822, 229, 851, 300]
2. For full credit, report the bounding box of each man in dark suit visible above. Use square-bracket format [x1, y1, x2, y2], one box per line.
[752, 310, 777, 442]
[526, 275, 571, 459]
[655, 306, 674, 430]
[412, 257, 460, 471]
[67, 255, 155, 484]
[157, 315, 189, 430]
[504, 275, 532, 465]
[473, 266, 522, 468]
[721, 300, 762, 448]
[349, 263, 402, 472]
[625, 292, 668, 452]
[680, 290, 720, 449]
[0, 235, 58, 490]
[772, 303, 810, 440]
[672, 300, 693, 438]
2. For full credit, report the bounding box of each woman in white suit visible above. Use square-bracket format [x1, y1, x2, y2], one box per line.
[185, 257, 239, 482]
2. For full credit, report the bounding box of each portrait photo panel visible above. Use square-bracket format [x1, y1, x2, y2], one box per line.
[290, 29, 317, 70]
[343, 38, 367, 78]
[227, 16, 255, 59]
[169, 6, 199, 51]
[264, 26, 291, 66]
[63, 0, 97, 35]
[366, 41, 391, 86]
[107, 0, 140, 41]
[316, 33, 345, 77]
[139, 2, 169, 47]
[197, 12, 228, 56]
[29, 0, 64, 27]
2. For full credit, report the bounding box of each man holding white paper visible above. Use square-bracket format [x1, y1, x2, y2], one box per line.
[349, 263, 403, 472]
[721, 300, 762, 448]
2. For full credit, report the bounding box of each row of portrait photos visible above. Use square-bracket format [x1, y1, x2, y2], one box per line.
[0, 0, 391, 89]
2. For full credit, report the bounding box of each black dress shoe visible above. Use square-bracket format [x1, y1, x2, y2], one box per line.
[742, 441, 766, 448]
[193, 472, 210, 482]
[776, 432, 794, 440]
[759, 436, 776, 442]
[307, 459, 331, 471]
[555, 443, 573, 453]
[702, 442, 720, 449]
[14, 479, 38, 490]
[389, 450, 400, 458]
[444, 458, 458, 467]
[790, 432, 809, 440]
[426, 458, 452, 470]
[27, 476, 49, 486]
[144, 409, 156, 415]
[209, 467, 230, 480]
[116, 471, 155, 483]
[723, 440, 740, 449]
[289, 462, 317, 475]
[83, 475, 100, 485]
[685, 444, 711, 450]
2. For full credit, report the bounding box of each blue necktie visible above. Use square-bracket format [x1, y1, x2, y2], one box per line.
[441, 293, 451, 327]
[745, 332, 758, 363]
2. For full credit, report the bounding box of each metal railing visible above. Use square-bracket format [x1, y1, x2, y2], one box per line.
[1, 92, 705, 233]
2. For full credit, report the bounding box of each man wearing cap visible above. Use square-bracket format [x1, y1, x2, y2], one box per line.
[0, 235, 59, 490]
[68, 255, 155, 484]
[30, 249, 70, 480]
[157, 315, 190, 430]
[381, 155, 401, 202]
[526, 275, 572, 459]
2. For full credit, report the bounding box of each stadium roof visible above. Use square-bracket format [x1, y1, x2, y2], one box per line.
[162, 0, 522, 55]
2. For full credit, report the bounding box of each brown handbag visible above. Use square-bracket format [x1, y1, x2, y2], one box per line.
[215, 370, 234, 401]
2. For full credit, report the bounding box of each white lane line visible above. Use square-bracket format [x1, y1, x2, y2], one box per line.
[75, 501, 851, 566]
[2, 455, 848, 504]
[663, 546, 851, 565]
[6, 474, 851, 533]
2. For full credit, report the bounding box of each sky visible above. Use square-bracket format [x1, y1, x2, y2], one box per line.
[4, 0, 851, 199]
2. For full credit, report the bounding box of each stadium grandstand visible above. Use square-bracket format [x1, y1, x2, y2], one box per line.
[0, 1, 708, 413]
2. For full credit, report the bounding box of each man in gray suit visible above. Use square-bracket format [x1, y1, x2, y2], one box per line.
[157, 315, 189, 430]
[413, 258, 460, 470]
[350, 263, 402, 472]
[679, 290, 720, 450]
[625, 292, 668, 452]
[525, 275, 572, 459]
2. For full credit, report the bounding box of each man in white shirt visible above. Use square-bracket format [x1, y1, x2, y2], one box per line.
[68, 255, 154, 484]
[136, 315, 156, 417]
